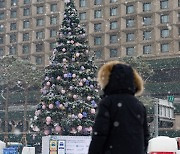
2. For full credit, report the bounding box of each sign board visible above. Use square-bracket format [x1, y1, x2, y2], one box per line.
[42, 136, 91, 154]
[168, 96, 174, 102]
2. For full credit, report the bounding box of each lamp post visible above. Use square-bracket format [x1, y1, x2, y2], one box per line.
[154, 98, 159, 137]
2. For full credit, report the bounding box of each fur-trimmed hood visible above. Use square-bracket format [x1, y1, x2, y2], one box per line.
[97, 61, 144, 96]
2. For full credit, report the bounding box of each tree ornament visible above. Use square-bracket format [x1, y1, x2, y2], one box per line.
[81, 66, 85, 70]
[83, 112, 87, 118]
[46, 116, 52, 122]
[35, 110, 41, 116]
[78, 113, 83, 119]
[71, 40, 74, 44]
[61, 89, 66, 94]
[72, 58, 75, 61]
[55, 126, 61, 132]
[76, 52, 80, 57]
[72, 74, 76, 78]
[45, 76, 49, 80]
[62, 48, 66, 52]
[64, 74, 68, 78]
[57, 76, 61, 80]
[91, 108, 96, 114]
[87, 96, 91, 101]
[46, 81, 51, 86]
[46, 121, 51, 125]
[33, 126, 40, 132]
[44, 129, 50, 135]
[73, 95, 77, 99]
[69, 86, 73, 90]
[83, 78, 86, 82]
[55, 101, 60, 106]
[90, 84, 94, 88]
[42, 105, 46, 109]
[79, 82, 83, 86]
[63, 58, 67, 62]
[77, 126, 82, 132]
[49, 104, 54, 109]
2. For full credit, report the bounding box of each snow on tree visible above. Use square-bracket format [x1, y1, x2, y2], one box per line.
[32, 0, 100, 136]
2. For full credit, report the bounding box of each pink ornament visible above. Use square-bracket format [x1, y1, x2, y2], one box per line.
[79, 82, 83, 86]
[41, 101, 45, 105]
[88, 126, 92, 131]
[64, 74, 68, 78]
[78, 113, 83, 119]
[77, 126, 82, 132]
[63, 58, 67, 62]
[46, 121, 50, 125]
[62, 48, 66, 52]
[44, 129, 49, 135]
[87, 96, 91, 101]
[46, 116, 51, 122]
[46, 81, 51, 86]
[35, 110, 41, 116]
[91, 108, 96, 114]
[33, 126, 40, 132]
[71, 40, 74, 44]
[69, 86, 73, 90]
[55, 126, 61, 132]
[73, 95, 77, 99]
[42, 105, 46, 109]
[49, 104, 54, 109]
[57, 76, 61, 80]
[76, 53, 80, 57]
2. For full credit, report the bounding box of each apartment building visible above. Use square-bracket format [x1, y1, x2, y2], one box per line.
[0, 0, 180, 66]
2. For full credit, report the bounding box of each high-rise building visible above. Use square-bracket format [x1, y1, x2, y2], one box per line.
[0, 0, 180, 66]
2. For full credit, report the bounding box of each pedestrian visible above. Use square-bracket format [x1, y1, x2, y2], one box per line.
[88, 60, 149, 154]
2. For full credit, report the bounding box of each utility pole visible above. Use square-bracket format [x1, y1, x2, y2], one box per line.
[154, 98, 159, 137]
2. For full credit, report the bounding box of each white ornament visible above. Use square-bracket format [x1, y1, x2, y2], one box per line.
[73, 95, 77, 99]
[83, 78, 86, 82]
[72, 74, 76, 78]
[64, 0, 70, 4]
[61, 89, 65, 94]
[76, 53, 80, 57]
[91, 108, 96, 114]
[63, 58, 67, 62]
[79, 82, 83, 86]
[87, 96, 91, 101]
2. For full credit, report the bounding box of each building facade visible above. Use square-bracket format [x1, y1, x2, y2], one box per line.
[0, 0, 180, 66]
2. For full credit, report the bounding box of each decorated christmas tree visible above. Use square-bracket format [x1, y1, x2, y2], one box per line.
[32, 0, 99, 136]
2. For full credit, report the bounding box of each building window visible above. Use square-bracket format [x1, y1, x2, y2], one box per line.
[36, 31, 44, 39]
[10, 33, 17, 43]
[0, 24, 4, 32]
[35, 57, 43, 65]
[9, 46, 17, 55]
[143, 45, 152, 54]
[0, 35, 4, 44]
[94, 23, 102, 32]
[143, 16, 152, 26]
[50, 4, 57, 12]
[161, 43, 169, 52]
[23, 8, 30, 16]
[0, 48, 4, 56]
[23, 33, 29, 41]
[23, 20, 30, 29]
[50, 42, 56, 50]
[143, 30, 152, 40]
[110, 21, 118, 30]
[24, 0, 30, 4]
[0, 0, 5, 8]
[36, 18, 44, 26]
[94, 36, 102, 45]
[160, 0, 168, 9]
[126, 33, 135, 42]
[79, 12, 86, 20]
[94, 10, 102, 18]
[126, 5, 134, 14]
[126, 19, 135, 28]
[110, 48, 118, 58]
[37, 6, 44, 14]
[94, 0, 102, 5]
[22, 44, 30, 54]
[110, 7, 118, 16]
[79, 0, 86, 7]
[126, 47, 135, 56]
[143, 2, 151, 12]
[50, 16, 57, 25]
[10, 10, 17, 18]
[50, 29, 57, 37]
[36, 43, 43, 52]
[110, 0, 117, 3]
[94, 50, 102, 59]
[0, 12, 5, 20]
[160, 14, 169, 23]
[161, 29, 169, 38]
[11, 0, 17, 6]
[110, 35, 118, 44]
[10, 23, 17, 31]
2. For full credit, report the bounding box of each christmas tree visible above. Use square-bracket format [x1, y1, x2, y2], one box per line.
[32, 0, 99, 136]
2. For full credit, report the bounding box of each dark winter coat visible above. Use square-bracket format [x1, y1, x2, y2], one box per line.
[88, 61, 149, 154]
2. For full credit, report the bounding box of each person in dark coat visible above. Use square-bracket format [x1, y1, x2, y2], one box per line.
[88, 61, 149, 154]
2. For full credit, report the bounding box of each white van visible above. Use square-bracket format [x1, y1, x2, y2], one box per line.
[147, 136, 180, 154]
